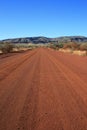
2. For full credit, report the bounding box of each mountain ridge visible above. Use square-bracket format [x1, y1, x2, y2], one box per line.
[0, 36, 87, 44]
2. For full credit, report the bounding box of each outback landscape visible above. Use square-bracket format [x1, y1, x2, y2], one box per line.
[0, 36, 87, 55]
[0, 36, 87, 130]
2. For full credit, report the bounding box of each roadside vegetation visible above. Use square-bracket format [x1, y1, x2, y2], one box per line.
[0, 42, 87, 56]
[0, 43, 14, 53]
[47, 42, 63, 50]
[0, 42, 38, 54]
[79, 43, 87, 51]
[48, 42, 87, 56]
[14, 43, 36, 51]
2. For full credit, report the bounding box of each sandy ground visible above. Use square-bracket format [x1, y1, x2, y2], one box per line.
[0, 48, 87, 130]
[59, 49, 87, 56]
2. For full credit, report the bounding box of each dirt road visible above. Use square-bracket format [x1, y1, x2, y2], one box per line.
[0, 48, 87, 130]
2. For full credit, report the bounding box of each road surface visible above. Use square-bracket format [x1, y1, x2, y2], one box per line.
[0, 48, 87, 130]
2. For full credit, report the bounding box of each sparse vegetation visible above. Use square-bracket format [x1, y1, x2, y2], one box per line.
[14, 44, 33, 51]
[0, 43, 39, 54]
[79, 43, 87, 51]
[0, 43, 14, 53]
[48, 42, 63, 50]
[63, 42, 79, 50]
[47, 41, 87, 56]
[0, 41, 87, 56]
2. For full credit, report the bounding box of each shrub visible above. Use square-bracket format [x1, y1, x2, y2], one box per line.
[1, 43, 14, 53]
[79, 43, 87, 51]
[57, 43, 63, 48]
[54, 43, 64, 49]
[63, 42, 79, 50]
[49, 44, 57, 49]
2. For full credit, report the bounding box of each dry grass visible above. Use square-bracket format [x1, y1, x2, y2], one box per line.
[59, 49, 87, 56]
[73, 50, 87, 56]
[59, 49, 73, 53]
[0, 50, 2, 54]
[13, 47, 30, 52]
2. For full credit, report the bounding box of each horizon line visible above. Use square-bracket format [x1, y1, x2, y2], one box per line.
[0, 35, 87, 41]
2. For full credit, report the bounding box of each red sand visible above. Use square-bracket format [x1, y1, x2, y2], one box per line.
[0, 48, 87, 130]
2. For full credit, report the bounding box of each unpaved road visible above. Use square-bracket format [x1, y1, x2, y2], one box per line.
[0, 48, 87, 130]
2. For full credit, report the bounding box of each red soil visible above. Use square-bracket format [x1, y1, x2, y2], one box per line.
[0, 48, 87, 130]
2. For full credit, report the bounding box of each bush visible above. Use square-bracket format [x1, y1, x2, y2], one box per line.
[79, 43, 87, 51]
[1, 43, 14, 53]
[55, 43, 63, 48]
[49, 44, 57, 49]
[63, 42, 79, 50]
[0, 43, 3, 50]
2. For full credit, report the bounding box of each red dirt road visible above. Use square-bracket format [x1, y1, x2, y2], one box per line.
[0, 48, 87, 130]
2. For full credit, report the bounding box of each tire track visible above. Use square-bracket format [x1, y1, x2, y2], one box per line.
[0, 49, 40, 130]
[0, 48, 87, 130]
[45, 50, 87, 103]
[0, 50, 37, 81]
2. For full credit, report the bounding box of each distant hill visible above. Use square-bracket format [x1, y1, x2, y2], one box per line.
[0, 36, 87, 44]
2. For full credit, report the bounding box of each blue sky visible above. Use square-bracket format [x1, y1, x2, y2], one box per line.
[0, 0, 87, 40]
